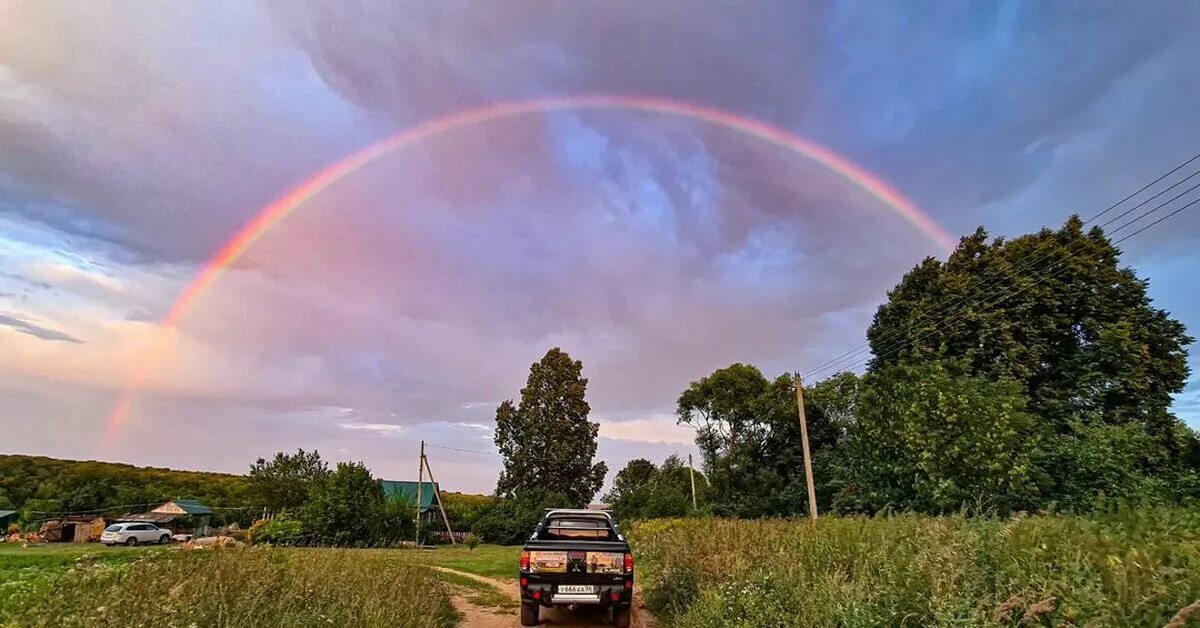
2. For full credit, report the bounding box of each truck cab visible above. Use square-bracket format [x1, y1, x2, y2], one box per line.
[519, 509, 634, 626]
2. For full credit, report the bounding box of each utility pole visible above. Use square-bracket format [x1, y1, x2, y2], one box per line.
[415, 440, 425, 546]
[687, 454, 698, 510]
[422, 453, 457, 544]
[794, 372, 818, 520]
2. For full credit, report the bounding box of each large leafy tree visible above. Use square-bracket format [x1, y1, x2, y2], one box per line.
[302, 461, 395, 546]
[868, 217, 1192, 448]
[494, 347, 607, 506]
[249, 449, 329, 514]
[676, 365, 850, 517]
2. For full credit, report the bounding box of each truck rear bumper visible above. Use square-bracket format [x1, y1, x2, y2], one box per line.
[523, 582, 632, 607]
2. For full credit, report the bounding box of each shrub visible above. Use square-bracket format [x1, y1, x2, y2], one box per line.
[464, 533, 480, 550]
[247, 514, 303, 546]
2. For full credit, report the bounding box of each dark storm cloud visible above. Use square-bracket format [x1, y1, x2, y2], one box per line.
[813, 2, 1200, 228]
[0, 313, 83, 343]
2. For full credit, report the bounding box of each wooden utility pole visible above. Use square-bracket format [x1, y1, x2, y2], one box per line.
[415, 440, 425, 546]
[794, 372, 818, 520]
[687, 454, 698, 510]
[422, 453, 457, 544]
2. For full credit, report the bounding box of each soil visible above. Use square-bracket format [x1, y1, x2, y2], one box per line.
[432, 566, 655, 627]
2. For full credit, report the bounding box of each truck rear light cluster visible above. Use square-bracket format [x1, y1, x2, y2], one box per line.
[532, 590, 542, 600]
[520, 551, 530, 571]
[610, 592, 621, 602]
[624, 553, 635, 573]
[520, 577, 528, 587]
[624, 580, 633, 590]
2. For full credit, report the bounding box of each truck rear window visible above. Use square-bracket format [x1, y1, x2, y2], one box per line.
[537, 517, 616, 541]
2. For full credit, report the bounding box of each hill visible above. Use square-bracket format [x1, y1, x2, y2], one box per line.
[0, 454, 253, 524]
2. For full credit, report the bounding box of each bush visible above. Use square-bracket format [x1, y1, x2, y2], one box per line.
[464, 533, 480, 550]
[247, 515, 303, 546]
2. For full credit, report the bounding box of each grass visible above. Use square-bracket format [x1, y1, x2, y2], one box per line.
[1, 545, 457, 627]
[630, 508, 1200, 627]
[0, 543, 166, 619]
[398, 544, 521, 580]
[433, 570, 519, 612]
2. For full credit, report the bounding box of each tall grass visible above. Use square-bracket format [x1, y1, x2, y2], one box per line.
[3, 548, 456, 628]
[631, 508, 1200, 627]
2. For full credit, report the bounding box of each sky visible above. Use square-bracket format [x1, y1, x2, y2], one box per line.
[2, 1, 1199, 494]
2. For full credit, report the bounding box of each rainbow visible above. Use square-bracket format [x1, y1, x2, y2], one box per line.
[101, 95, 955, 449]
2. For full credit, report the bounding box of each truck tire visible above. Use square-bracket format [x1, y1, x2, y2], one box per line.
[612, 605, 631, 627]
[520, 603, 540, 626]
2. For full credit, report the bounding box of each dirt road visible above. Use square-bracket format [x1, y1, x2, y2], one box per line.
[433, 566, 654, 628]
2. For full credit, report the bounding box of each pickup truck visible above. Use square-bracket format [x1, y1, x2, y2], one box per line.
[518, 509, 634, 626]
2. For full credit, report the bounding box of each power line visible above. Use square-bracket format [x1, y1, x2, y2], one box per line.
[802, 152, 1200, 380]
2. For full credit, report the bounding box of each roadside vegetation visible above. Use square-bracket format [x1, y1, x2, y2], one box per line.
[631, 508, 1200, 627]
[1, 546, 456, 628]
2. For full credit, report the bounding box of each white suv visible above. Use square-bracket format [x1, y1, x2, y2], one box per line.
[100, 523, 172, 546]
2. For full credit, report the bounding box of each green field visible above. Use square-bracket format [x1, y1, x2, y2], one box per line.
[630, 509, 1200, 627]
[396, 544, 521, 580]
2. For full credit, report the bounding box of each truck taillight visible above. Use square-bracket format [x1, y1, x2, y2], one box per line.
[624, 553, 634, 573]
[520, 551, 530, 571]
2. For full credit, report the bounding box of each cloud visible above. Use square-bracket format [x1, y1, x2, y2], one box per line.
[338, 422, 405, 435]
[598, 416, 696, 446]
[0, 313, 83, 343]
[2, 2, 1198, 489]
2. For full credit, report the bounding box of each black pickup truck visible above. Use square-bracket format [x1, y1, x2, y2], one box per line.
[518, 509, 634, 626]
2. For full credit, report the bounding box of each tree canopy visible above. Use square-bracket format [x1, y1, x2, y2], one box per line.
[868, 217, 1192, 446]
[605, 455, 706, 522]
[494, 347, 607, 506]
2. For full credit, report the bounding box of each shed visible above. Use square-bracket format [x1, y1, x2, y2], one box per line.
[0, 509, 17, 530]
[381, 480, 440, 526]
[122, 499, 213, 536]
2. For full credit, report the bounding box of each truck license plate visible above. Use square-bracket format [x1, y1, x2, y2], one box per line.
[557, 585, 597, 594]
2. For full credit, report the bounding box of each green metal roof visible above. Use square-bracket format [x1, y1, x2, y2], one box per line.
[0, 510, 18, 523]
[381, 480, 439, 511]
[168, 499, 213, 515]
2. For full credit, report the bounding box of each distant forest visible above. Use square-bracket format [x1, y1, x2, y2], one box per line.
[0, 454, 255, 524]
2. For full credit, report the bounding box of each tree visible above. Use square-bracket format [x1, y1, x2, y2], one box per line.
[868, 218, 1193, 449]
[249, 449, 328, 514]
[676, 364, 771, 467]
[494, 348, 607, 506]
[605, 455, 706, 522]
[836, 362, 1039, 514]
[302, 461, 390, 546]
[676, 366, 852, 518]
[607, 458, 657, 505]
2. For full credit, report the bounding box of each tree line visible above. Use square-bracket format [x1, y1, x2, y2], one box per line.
[610, 218, 1198, 519]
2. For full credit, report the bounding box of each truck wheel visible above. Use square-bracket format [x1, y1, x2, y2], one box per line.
[520, 603, 540, 626]
[612, 605, 631, 627]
